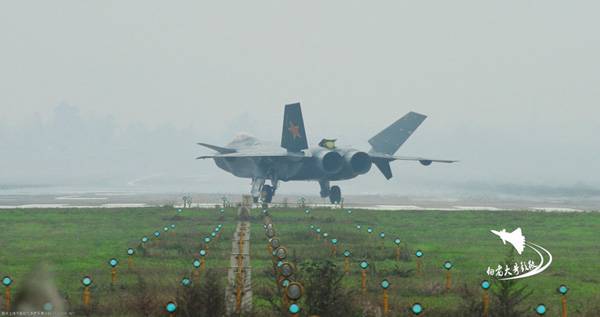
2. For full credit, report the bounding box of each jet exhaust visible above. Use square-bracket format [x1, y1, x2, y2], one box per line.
[314, 150, 344, 174]
[341, 150, 372, 175]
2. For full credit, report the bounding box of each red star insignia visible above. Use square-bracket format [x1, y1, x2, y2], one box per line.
[288, 121, 301, 139]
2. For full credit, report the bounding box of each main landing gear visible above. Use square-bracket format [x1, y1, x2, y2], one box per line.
[262, 185, 274, 203]
[251, 178, 277, 203]
[319, 180, 342, 204]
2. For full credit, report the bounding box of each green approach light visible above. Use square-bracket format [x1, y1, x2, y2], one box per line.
[360, 261, 368, 269]
[289, 303, 300, 314]
[310, 224, 315, 229]
[181, 278, 191, 286]
[177, 208, 182, 213]
[444, 261, 452, 270]
[193, 260, 200, 268]
[535, 303, 547, 315]
[163, 226, 168, 232]
[381, 279, 390, 289]
[81, 276, 92, 286]
[165, 301, 177, 313]
[154, 231, 160, 237]
[108, 258, 118, 267]
[323, 232, 328, 238]
[332, 238, 338, 244]
[141, 236, 148, 243]
[481, 280, 491, 290]
[344, 250, 350, 257]
[367, 228, 372, 233]
[2, 276, 11, 286]
[316, 228, 321, 233]
[356, 225, 361, 229]
[218, 224, 222, 228]
[204, 237, 211, 243]
[412, 303, 423, 314]
[558, 284, 568, 294]
[127, 248, 134, 256]
[305, 210, 310, 214]
[416, 250, 423, 258]
[380, 232, 386, 238]
[200, 250, 207, 256]
[395, 238, 401, 245]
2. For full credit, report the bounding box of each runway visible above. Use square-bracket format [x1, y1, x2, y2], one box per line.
[0, 190, 595, 211]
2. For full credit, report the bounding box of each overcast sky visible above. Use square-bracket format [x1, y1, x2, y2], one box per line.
[1, 2, 599, 198]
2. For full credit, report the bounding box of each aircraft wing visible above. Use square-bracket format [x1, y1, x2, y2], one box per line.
[196, 151, 308, 160]
[369, 153, 458, 180]
[369, 153, 458, 164]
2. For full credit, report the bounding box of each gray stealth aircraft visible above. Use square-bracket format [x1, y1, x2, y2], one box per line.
[197, 103, 457, 203]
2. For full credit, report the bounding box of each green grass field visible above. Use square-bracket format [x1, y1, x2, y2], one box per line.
[0, 205, 599, 316]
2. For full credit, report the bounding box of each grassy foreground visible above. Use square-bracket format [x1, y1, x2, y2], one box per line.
[0, 205, 599, 316]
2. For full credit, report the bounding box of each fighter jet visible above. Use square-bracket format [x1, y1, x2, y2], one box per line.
[491, 228, 526, 255]
[197, 103, 457, 203]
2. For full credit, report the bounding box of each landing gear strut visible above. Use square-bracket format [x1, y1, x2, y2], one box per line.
[319, 180, 342, 204]
[251, 178, 265, 203]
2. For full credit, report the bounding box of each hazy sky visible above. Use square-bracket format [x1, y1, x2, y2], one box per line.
[1, 2, 599, 197]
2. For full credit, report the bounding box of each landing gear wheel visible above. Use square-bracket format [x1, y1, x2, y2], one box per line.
[329, 185, 341, 204]
[262, 185, 274, 203]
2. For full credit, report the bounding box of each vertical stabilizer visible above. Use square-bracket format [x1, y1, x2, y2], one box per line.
[368, 112, 427, 155]
[281, 103, 308, 152]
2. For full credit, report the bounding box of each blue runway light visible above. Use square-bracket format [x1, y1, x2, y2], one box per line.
[381, 279, 390, 289]
[289, 303, 300, 314]
[558, 284, 568, 294]
[481, 280, 491, 290]
[166, 301, 177, 313]
[535, 303, 547, 315]
[82, 276, 92, 286]
[412, 303, 423, 314]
